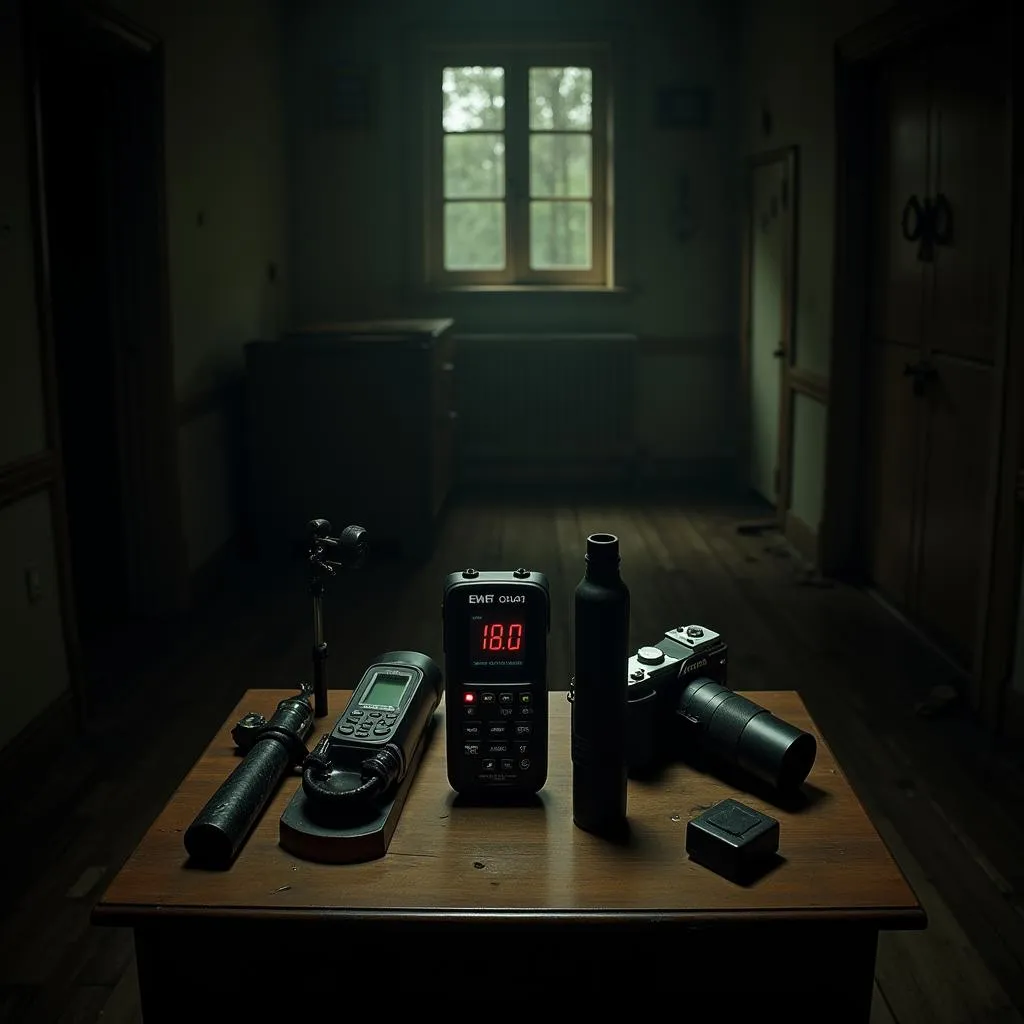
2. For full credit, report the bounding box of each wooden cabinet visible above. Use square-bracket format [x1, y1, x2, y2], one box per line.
[245, 319, 456, 561]
[863, 16, 1011, 670]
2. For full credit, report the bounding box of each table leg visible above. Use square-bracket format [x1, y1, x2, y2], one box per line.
[133, 930, 178, 1024]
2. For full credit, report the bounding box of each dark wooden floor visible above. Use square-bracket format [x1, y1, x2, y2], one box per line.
[2, 498, 1024, 1022]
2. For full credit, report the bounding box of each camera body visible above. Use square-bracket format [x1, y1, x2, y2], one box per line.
[625, 623, 817, 792]
[625, 624, 728, 776]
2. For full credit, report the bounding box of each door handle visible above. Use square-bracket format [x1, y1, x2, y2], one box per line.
[901, 195, 925, 242]
[901, 194, 952, 261]
[903, 360, 937, 397]
[931, 193, 953, 246]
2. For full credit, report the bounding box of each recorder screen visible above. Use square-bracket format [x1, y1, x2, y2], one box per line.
[471, 618, 526, 664]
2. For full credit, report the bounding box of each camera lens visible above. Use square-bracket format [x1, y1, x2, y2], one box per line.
[677, 679, 816, 791]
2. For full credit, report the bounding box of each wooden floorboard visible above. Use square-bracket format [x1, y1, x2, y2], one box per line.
[0, 497, 1022, 1023]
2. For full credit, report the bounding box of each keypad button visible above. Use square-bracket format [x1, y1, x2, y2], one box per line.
[349, 709, 364, 717]
[339, 724, 355, 735]
[499, 707, 514, 718]
[515, 743, 529, 755]
[519, 692, 532, 704]
[368, 711, 382, 719]
[464, 706, 479, 718]
[487, 723, 507, 737]
[499, 693, 513, 705]
[464, 742, 481, 756]
[462, 723, 482, 737]
[500, 759, 515, 771]
[519, 758, 531, 770]
[514, 723, 532, 737]
[481, 759, 496, 771]
[519, 707, 534, 717]
[480, 692, 497, 705]
[373, 725, 390, 736]
[487, 743, 509, 755]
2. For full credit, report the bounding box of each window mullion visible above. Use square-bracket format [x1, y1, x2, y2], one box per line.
[505, 61, 529, 281]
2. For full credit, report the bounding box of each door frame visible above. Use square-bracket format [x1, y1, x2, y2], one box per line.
[738, 145, 799, 526]
[24, 1, 189, 720]
[824, 0, 1022, 734]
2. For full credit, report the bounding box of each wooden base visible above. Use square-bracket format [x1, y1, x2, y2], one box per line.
[278, 717, 437, 863]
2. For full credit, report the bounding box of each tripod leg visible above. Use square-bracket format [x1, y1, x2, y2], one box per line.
[313, 642, 329, 718]
[312, 593, 328, 717]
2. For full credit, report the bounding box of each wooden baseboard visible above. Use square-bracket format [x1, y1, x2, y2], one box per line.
[0, 450, 57, 509]
[458, 456, 741, 499]
[0, 690, 76, 791]
[784, 510, 819, 566]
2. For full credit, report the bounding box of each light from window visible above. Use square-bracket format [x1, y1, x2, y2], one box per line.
[433, 55, 605, 286]
[442, 66, 506, 271]
[528, 67, 593, 270]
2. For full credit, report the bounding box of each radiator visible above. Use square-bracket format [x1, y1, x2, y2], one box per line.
[454, 333, 638, 484]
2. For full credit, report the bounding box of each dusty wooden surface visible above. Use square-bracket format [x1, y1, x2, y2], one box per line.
[96, 689, 922, 924]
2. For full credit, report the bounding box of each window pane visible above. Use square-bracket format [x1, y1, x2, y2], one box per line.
[445, 201, 505, 270]
[444, 134, 505, 198]
[530, 201, 591, 269]
[529, 67, 592, 130]
[530, 134, 591, 198]
[443, 67, 505, 131]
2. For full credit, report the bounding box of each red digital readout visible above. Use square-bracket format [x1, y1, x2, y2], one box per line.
[479, 622, 524, 652]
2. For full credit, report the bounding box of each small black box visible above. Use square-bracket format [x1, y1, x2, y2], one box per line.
[685, 798, 780, 883]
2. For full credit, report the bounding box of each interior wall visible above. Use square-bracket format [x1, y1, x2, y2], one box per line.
[737, 0, 894, 533]
[0, 0, 69, 748]
[111, 0, 289, 572]
[282, 0, 744, 477]
[0, 0, 287, 754]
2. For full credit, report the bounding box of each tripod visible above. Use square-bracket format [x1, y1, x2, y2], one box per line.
[307, 519, 368, 718]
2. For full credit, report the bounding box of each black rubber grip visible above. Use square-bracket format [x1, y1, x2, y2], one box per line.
[184, 737, 292, 868]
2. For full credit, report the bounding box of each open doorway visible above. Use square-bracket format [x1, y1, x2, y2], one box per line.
[29, 7, 187, 710]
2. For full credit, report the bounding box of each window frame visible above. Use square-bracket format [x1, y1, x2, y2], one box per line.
[422, 42, 611, 289]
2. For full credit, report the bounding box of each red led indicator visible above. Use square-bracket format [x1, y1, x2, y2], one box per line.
[463, 692, 475, 703]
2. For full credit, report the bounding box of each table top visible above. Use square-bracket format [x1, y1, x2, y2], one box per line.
[94, 689, 924, 929]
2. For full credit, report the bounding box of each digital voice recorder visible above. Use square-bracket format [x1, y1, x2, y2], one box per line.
[301, 651, 443, 814]
[443, 569, 550, 797]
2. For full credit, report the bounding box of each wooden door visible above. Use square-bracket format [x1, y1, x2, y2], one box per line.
[912, 18, 1010, 668]
[862, 48, 930, 611]
[748, 158, 790, 505]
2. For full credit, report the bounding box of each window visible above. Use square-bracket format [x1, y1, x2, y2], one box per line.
[423, 45, 611, 288]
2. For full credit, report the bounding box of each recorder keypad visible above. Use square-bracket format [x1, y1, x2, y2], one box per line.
[460, 688, 538, 779]
[336, 707, 399, 740]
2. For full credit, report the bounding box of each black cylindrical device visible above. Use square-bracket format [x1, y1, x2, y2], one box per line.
[184, 691, 314, 867]
[676, 679, 817, 791]
[571, 533, 631, 838]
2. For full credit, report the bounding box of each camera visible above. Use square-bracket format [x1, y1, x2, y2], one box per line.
[625, 624, 816, 793]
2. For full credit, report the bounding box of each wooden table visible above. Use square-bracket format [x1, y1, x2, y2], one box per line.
[94, 690, 924, 1020]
